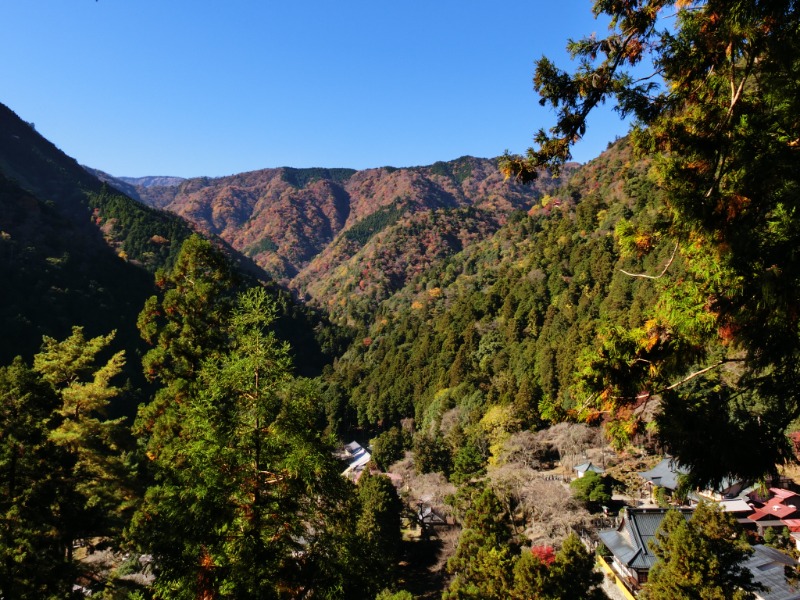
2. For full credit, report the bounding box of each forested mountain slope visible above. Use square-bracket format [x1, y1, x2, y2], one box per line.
[124, 157, 575, 323]
[0, 103, 343, 391]
[322, 139, 677, 451]
[0, 172, 152, 370]
[0, 103, 198, 371]
[0, 104, 197, 272]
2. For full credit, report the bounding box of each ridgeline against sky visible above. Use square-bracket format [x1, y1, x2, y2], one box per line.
[1, 1, 630, 178]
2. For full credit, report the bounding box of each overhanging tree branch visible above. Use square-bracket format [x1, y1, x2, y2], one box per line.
[633, 357, 747, 402]
[619, 242, 679, 279]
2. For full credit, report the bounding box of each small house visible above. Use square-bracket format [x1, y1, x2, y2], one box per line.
[697, 475, 750, 502]
[638, 457, 689, 499]
[417, 505, 448, 528]
[574, 461, 604, 478]
[747, 488, 800, 535]
[340, 441, 372, 481]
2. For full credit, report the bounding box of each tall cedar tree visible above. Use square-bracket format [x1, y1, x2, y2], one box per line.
[0, 359, 71, 598]
[1, 329, 128, 598]
[355, 471, 404, 584]
[444, 487, 515, 600]
[501, 0, 800, 486]
[33, 327, 129, 548]
[645, 502, 760, 599]
[135, 234, 238, 463]
[131, 243, 390, 598]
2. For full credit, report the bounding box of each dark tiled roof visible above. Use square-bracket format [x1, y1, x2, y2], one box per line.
[599, 507, 694, 571]
[418, 506, 447, 525]
[743, 545, 800, 600]
[638, 458, 689, 491]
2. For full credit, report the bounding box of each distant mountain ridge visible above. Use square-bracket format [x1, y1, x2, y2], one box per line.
[120, 157, 575, 322]
[118, 175, 185, 188]
[84, 168, 184, 204]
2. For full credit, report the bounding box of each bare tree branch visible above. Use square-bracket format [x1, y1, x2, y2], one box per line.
[581, 357, 746, 414]
[619, 242, 679, 280]
[637, 358, 745, 399]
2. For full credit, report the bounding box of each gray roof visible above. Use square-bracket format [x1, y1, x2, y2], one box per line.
[574, 461, 604, 475]
[341, 441, 372, 477]
[599, 507, 693, 571]
[418, 506, 447, 525]
[717, 475, 747, 494]
[638, 457, 690, 491]
[745, 545, 800, 600]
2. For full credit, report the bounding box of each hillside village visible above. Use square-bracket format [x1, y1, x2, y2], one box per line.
[335, 430, 800, 599]
[67, 431, 800, 598]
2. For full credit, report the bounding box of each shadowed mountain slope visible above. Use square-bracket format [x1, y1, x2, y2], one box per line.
[0, 103, 344, 396]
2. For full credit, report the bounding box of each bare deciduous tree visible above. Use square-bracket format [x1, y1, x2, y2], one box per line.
[538, 422, 601, 472]
[521, 479, 590, 546]
[390, 453, 455, 517]
[495, 430, 547, 470]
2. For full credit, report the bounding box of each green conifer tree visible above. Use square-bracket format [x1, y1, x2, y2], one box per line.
[135, 234, 237, 462]
[356, 472, 404, 588]
[32, 327, 129, 565]
[131, 286, 368, 599]
[1, 327, 129, 597]
[511, 533, 608, 600]
[645, 502, 760, 600]
[0, 359, 71, 599]
[444, 487, 514, 600]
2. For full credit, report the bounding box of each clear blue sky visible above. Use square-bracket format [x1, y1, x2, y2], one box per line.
[1, 1, 631, 178]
